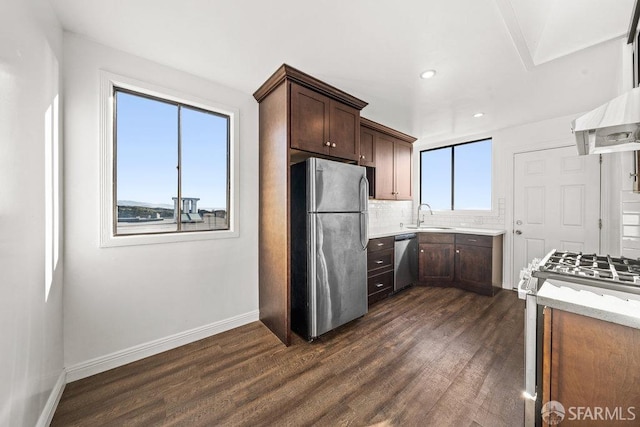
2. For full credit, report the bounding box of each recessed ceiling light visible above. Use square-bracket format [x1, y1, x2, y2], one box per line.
[473, 112, 484, 118]
[420, 69, 436, 79]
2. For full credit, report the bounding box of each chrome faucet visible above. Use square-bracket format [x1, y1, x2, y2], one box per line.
[416, 203, 433, 227]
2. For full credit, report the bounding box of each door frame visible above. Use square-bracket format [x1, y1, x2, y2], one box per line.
[505, 142, 605, 288]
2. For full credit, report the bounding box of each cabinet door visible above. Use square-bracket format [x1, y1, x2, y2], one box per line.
[359, 127, 375, 167]
[455, 244, 493, 295]
[374, 133, 395, 200]
[418, 243, 454, 283]
[329, 100, 360, 161]
[394, 140, 413, 200]
[290, 83, 330, 155]
[543, 308, 640, 427]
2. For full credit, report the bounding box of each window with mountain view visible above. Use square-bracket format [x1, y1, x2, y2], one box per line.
[114, 88, 230, 236]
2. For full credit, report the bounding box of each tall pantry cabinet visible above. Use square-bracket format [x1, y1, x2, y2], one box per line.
[253, 64, 368, 345]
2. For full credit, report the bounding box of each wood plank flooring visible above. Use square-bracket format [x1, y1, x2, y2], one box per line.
[52, 286, 525, 426]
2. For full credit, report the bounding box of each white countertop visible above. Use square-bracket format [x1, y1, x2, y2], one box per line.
[369, 227, 506, 239]
[537, 280, 640, 330]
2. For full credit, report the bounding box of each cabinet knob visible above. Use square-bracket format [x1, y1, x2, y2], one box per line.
[456, 249, 460, 254]
[331, 143, 336, 148]
[361, 155, 365, 159]
[325, 141, 331, 147]
[420, 249, 424, 253]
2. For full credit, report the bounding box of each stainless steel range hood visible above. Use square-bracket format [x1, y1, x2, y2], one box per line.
[572, 87, 640, 155]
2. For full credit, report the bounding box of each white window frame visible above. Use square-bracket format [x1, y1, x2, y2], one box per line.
[99, 71, 240, 247]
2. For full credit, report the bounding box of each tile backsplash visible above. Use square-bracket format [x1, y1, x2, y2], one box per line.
[368, 200, 414, 234]
[368, 198, 506, 233]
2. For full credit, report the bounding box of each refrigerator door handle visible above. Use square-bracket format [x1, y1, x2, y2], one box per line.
[359, 175, 369, 250]
[359, 175, 368, 213]
[360, 212, 369, 250]
[308, 213, 318, 338]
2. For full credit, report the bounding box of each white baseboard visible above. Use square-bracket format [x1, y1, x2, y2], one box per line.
[36, 370, 66, 427]
[66, 310, 259, 382]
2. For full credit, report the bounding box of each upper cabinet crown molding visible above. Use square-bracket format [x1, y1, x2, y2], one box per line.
[253, 64, 368, 110]
[360, 117, 417, 144]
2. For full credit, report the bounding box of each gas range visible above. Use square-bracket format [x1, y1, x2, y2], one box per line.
[519, 249, 640, 426]
[519, 249, 640, 299]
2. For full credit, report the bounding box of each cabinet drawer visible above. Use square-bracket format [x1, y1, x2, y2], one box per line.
[368, 236, 394, 253]
[455, 234, 492, 247]
[418, 232, 455, 244]
[367, 270, 394, 295]
[367, 248, 394, 272]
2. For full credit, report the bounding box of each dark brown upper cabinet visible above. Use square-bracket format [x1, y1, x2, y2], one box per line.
[359, 126, 376, 167]
[289, 82, 361, 162]
[360, 117, 416, 200]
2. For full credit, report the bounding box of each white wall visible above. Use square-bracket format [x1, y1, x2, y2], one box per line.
[63, 34, 259, 378]
[409, 38, 628, 289]
[413, 111, 623, 288]
[0, 0, 65, 425]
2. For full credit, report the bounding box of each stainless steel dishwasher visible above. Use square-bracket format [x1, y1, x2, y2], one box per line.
[394, 233, 418, 292]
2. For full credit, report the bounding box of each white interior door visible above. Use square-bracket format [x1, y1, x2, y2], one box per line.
[513, 146, 600, 283]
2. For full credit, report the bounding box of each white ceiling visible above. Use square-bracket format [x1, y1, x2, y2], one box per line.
[50, 0, 634, 141]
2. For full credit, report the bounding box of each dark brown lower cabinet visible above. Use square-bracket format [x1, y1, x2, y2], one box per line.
[418, 232, 503, 296]
[417, 233, 454, 284]
[367, 236, 394, 305]
[454, 233, 503, 296]
[542, 308, 640, 427]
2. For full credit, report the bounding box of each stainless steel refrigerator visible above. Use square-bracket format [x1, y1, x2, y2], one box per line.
[291, 158, 368, 341]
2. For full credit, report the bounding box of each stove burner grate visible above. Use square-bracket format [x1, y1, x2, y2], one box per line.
[540, 250, 640, 286]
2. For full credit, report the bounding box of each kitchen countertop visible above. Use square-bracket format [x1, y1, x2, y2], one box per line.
[537, 279, 640, 330]
[369, 227, 506, 239]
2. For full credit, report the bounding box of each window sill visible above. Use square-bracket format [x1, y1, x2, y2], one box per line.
[101, 228, 239, 248]
[429, 209, 497, 217]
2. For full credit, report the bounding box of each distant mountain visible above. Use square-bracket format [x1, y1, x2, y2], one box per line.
[117, 200, 174, 209]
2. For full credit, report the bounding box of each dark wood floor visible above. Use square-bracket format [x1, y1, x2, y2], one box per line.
[52, 286, 525, 426]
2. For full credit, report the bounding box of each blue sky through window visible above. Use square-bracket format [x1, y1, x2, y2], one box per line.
[421, 147, 451, 210]
[181, 106, 229, 210]
[420, 139, 492, 210]
[454, 139, 491, 210]
[116, 91, 229, 211]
